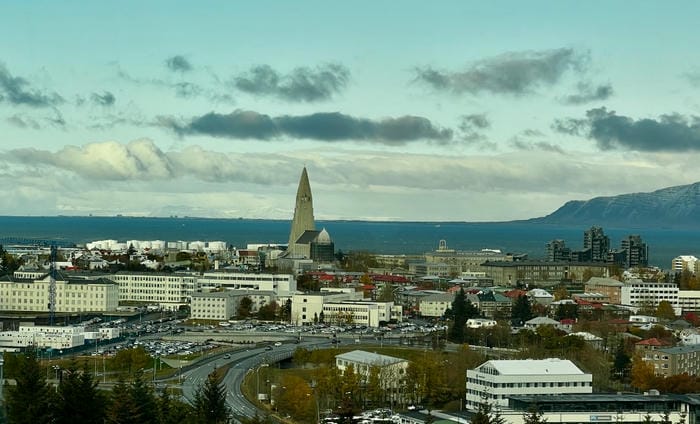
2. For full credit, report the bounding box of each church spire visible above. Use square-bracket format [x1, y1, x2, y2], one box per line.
[287, 167, 315, 253]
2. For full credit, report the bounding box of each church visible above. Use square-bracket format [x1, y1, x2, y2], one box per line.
[278, 167, 335, 270]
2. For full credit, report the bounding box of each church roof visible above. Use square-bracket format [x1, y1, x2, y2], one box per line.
[295, 230, 320, 244]
[316, 228, 332, 244]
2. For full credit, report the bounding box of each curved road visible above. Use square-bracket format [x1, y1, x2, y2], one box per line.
[182, 339, 332, 421]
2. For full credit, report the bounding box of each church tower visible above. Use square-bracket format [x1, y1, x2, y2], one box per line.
[287, 167, 316, 256]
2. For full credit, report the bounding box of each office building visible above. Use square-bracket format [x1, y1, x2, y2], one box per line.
[465, 358, 592, 412]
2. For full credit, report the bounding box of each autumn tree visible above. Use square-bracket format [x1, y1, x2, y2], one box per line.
[655, 301, 676, 321]
[113, 346, 151, 376]
[275, 374, 316, 423]
[630, 355, 656, 391]
[552, 285, 569, 301]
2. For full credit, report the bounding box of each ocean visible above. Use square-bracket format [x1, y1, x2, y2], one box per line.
[0, 216, 698, 269]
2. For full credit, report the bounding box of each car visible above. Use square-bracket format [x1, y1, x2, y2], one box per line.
[223, 354, 231, 359]
[265, 345, 273, 351]
[273, 342, 282, 347]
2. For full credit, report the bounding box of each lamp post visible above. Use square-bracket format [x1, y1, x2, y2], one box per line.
[0, 353, 4, 424]
[256, 363, 269, 402]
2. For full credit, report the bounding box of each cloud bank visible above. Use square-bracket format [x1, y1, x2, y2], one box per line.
[415, 48, 587, 95]
[0, 63, 64, 107]
[165, 55, 193, 72]
[166, 110, 453, 144]
[234, 63, 349, 102]
[554, 108, 700, 152]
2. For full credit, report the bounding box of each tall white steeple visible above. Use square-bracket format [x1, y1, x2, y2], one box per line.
[287, 167, 316, 255]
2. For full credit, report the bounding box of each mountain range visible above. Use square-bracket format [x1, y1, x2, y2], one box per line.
[529, 182, 700, 228]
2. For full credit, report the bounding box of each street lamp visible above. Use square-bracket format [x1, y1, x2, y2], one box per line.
[256, 363, 269, 401]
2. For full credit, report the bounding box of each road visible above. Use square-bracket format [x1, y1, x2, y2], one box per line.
[181, 339, 332, 422]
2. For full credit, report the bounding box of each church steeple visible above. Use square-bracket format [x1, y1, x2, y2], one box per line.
[287, 167, 315, 254]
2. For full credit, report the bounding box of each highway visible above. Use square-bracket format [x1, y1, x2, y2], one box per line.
[181, 339, 332, 422]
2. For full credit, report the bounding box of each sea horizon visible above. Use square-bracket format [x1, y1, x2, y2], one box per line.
[0, 215, 697, 270]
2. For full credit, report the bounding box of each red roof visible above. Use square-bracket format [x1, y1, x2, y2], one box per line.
[504, 289, 528, 299]
[369, 274, 409, 283]
[636, 338, 672, 347]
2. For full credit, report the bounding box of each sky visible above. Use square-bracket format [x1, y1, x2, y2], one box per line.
[2, 1, 700, 221]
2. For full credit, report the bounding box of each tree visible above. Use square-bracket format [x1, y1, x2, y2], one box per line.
[156, 389, 193, 424]
[511, 295, 533, 325]
[377, 283, 394, 302]
[106, 379, 141, 424]
[55, 361, 106, 424]
[655, 301, 676, 321]
[523, 405, 546, 424]
[281, 299, 292, 322]
[5, 349, 54, 424]
[192, 372, 230, 424]
[555, 303, 578, 321]
[237, 296, 253, 319]
[612, 341, 631, 380]
[470, 400, 493, 424]
[449, 288, 468, 343]
[552, 285, 569, 301]
[630, 356, 656, 391]
[113, 346, 151, 376]
[257, 301, 279, 321]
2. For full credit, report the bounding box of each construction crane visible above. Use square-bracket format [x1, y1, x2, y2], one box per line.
[48, 244, 57, 326]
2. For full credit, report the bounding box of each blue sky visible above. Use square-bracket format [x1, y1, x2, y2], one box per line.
[2, 1, 700, 221]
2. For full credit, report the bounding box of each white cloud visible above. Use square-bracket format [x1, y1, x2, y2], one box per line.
[1, 140, 699, 221]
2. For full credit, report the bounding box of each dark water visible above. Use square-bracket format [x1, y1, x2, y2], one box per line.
[0, 216, 698, 268]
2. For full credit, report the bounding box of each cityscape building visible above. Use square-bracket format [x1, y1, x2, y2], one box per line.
[465, 358, 593, 412]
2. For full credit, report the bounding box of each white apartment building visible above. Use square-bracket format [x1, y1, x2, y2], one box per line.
[291, 291, 363, 325]
[190, 291, 238, 321]
[0, 272, 119, 313]
[621, 280, 679, 313]
[672, 255, 699, 273]
[678, 290, 700, 313]
[107, 272, 197, 310]
[335, 350, 409, 404]
[466, 318, 497, 329]
[322, 301, 402, 327]
[418, 292, 454, 318]
[198, 272, 296, 297]
[465, 358, 593, 412]
[0, 324, 84, 349]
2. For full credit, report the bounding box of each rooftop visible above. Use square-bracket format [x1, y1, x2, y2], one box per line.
[476, 358, 586, 376]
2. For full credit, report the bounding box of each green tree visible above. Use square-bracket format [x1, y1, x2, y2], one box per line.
[156, 389, 194, 424]
[55, 361, 106, 424]
[5, 349, 54, 424]
[192, 372, 231, 424]
[512, 295, 533, 325]
[106, 379, 141, 424]
[0, 244, 23, 275]
[237, 296, 253, 319]
[523, 405, 546, 424]
[612, 341, 631, 380]
[376, 283, 394, 302]
[257, 301, 279, 321]
[555, 303, 578, 321]
[449, 288, 468, 343]
[128, 370, 158, 424]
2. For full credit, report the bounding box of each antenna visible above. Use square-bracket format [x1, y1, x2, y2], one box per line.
[48, 244, 57, 326]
